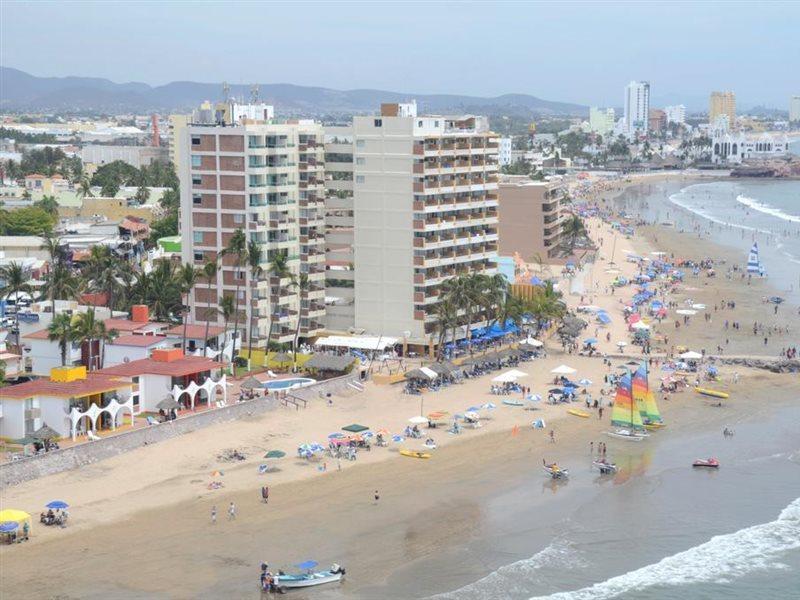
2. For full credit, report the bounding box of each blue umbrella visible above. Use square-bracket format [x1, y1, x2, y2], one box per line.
[467, 406, 481, 412]
[0, 522, 19, 533]
[296, 560, 318, 570]
[528, 394, 542, 402]
[578, 378, 592, 387]
[46, 500, 69, 510]
[584, 337, 598, 345]
[328, 433, 344, 439]
[392, 435, 404, 443]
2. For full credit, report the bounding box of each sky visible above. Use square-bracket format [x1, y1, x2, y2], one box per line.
[1, 1, 798, 109]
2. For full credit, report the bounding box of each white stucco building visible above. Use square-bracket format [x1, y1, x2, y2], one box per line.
[624, 81, 650, 138]
[589, 107, 615, 136]
[710, 127, 790, 164]
[498, 137, 513, 166]
[664, 105, 686, 125]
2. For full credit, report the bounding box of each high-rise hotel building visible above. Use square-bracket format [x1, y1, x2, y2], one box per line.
[177, 104, 326, 347]
[323, 102, 500, 350]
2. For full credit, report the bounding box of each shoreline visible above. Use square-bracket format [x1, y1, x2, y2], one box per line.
[1, 172, 798, 599]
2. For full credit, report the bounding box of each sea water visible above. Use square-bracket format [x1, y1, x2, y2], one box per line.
[617, 178, 800, 306]
[430, 405, 800, 600]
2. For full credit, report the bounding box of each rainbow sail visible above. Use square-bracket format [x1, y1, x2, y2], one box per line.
[610, 374, 644, 431]
[633, 362, 662, 424]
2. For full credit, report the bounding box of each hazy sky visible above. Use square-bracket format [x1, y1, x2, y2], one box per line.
[2, 1, 798, 108]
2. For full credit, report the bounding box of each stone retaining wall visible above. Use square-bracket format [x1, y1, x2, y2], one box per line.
[1, 372, 361, 488]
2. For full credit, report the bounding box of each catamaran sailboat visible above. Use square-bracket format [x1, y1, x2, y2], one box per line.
[606, 373, 648, 441]
[746, 242, 765, 276]
[633, 361, 664, 430]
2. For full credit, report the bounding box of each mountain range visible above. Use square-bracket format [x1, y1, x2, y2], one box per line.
[0, 67, 587, 117]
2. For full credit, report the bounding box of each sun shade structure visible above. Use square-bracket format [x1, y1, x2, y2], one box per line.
[31, 424, 60, 440]
[405, 367, 438, 381]
[240, 376, 263, 390]
[680, 351, 703, 360]
[551, 365, 577, 375]
[271, 352, 293, 363]
[156, 397, 180, 411]
[304, 354, 356, 372]
[342, 424, 369, 433]
[45, 501, 69, 510]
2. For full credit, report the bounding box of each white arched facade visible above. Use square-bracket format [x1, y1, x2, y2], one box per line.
[171, 375, 227, 410]
[69, 397, 135, 441]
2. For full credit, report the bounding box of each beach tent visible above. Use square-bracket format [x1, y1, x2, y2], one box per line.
[405, 367, 438, 381]
[676, 309, 697, 316]
[584, 338, 598, 345]
[523, 337, 544, 347]
[551, 365, 577, 375]
[505, 369, 529, 378]
[0, 509, 31, 528]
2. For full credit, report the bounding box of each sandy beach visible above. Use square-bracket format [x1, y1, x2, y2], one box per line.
[2, 173, 798, 600]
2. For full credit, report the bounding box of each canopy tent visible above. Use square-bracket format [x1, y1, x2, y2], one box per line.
[680, 351, 703, 360]
[551, 365, 577, 375]
[304, 354, 356, 372]
[0, 509, 30, 526]
[69, 394, 138, 441]
[405, 366, 438, 381]
[314, 335, 398, 351]
[505, 369, 528, 378]
[342, 423, 370, 433]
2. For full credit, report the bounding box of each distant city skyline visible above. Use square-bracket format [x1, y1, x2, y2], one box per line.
[1, 1, 798, 109]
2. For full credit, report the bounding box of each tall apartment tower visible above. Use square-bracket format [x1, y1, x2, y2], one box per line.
[178, 108, 326, 349]
[323, 102, 500, 351]
[789, 95, 800, 123]
[709, 91, 736, 128]
[624, 81, 650, 137]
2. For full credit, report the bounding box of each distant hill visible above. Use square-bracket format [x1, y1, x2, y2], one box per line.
[0, 66, 587, 117]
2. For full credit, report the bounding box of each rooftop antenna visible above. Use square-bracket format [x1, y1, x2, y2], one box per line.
[222, 81, 230, 102]
[250, 84, 260, 103]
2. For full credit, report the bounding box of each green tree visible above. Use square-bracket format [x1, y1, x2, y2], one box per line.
[245, 240, 263, 369]
[291, 273, 309, 369]
[0, 262, 33, 335]
[134, 184, 151, 205]
[222, 229, 248, 365]
[34, 195, 59, 217]
[72, 308, 108, 370]
[201, 259, 218, 355]
[100, 180, 120, 197]
[177, 263, 201, 353]
[561, 215, 588, 255]
[0, 206, 55, 235]
[47, 313, 75, 366]
[217, 294, 236, 362]
[77, 174, 93, 199]
[264, 250, 293, 355]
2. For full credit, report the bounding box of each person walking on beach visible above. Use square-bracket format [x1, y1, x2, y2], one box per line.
[598, 406, 604, 419]
[374, 490, 380, 504]
[211, 505, 217, 525]
[261, 486, 269, 504]
[228, 502, 237, 521]
[590, 441, 594, 455]
[549, 430, 556, 443]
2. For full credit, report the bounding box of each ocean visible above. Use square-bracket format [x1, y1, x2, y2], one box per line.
[428, 404, 800, 600]
[615, 178, 800, 306]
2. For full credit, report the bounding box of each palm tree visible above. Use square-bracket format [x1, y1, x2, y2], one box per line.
[0, 262, 33, 337]
[291, 273, 309, 369]
[222, 230, 247, 364]
[177, 263, 201, 353]
[217, 294, 235, 364]
[40, 262, 80, 315]
[47, 312, 74, 366]
[433, 297, 457, 361]
[528, 281, 566, 334]
[264, 250, 293, 355]
[245, 241, 263, 369]
[72, 308, 107, 370]
[201, 259, 218, 355]
[561, 215, 587, 256]
[77, 174, 93, 199]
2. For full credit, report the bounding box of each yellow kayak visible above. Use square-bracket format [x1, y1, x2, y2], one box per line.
[400, 449, 431, 459]
[567, 409, 590, 418]
[695, 387, 729, 399]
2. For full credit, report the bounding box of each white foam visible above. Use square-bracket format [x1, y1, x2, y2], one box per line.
[667, 192, 773, 236]
[737, 195, 800, 224]
[428, 540, 584, 600]
[529, 497, 800, 600]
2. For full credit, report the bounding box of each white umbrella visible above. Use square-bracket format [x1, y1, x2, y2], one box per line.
[691, 303, 706, 310]
[551, 365, 577, 375]
[676, 309, 697, 316]
[464, 411, 480, 420]
[419, 366, 438, 380]
[617, 341, 628, 347]
[492, 372, 518, 383]
[408, 416, 429, 425]
[524, 338, 544, 347]
[631, 321, 650, 330]
[578, 378, 592, 386]
[679, 351, 703, 360]
[505, 369, 529, 378]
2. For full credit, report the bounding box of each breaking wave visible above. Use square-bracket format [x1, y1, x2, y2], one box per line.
[737, 195, 800, 224]
[529, 497, 800, 600]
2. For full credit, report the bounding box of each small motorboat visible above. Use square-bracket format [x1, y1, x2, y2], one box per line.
[399, 449, 431, 459]
[692, 458, 720, 468]
[543, 462, 569, 479]
[270, 561, 345, 593]
[592, 459, 618, 474]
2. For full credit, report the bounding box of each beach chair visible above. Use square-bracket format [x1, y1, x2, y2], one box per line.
[146, 416, 159, 426]
[267, 370, 278, 378]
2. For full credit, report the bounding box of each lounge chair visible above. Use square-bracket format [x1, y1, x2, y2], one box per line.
[87, 430, 101, 441]
[146, 416, 159, 426]
[267, 370, 277, 378]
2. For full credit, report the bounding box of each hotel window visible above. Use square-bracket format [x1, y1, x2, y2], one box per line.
[191, 155, 202, 167]
[193, 232, 203, 244]
[374, 119, 382, 127]
[193, 194, 202, 205]
[233, 213, 244, 224]
[193, 251, 204, 262]
[192, 175, 202, 185]
[191, 136, 201, 146]
[356, 175, 365, 184]
[355, 157, 365, 165]
[356, 140, 365, 149]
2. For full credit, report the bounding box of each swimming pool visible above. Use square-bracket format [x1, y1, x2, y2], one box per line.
[263, 377, 316, 391]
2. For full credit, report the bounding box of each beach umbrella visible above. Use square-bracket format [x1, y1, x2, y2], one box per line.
[464, 411, 480, 420]
[505, 369, 529, 378]
[482, 402, 497, 410]
[528, 394, 542, 402]
[0, 522, 19, 533]
[626, 361, 639, 366]
[578, 378, 592, 387]
[0, 509, 30, 524]
[631, 321, 650, 330]
[13, 436, 37, 446]
[210, 470, 224, 477]
[551, 365, 577, 375]
[466, 405, 481, 412]
[548, 388, 564, 394]
[45, 500, 69, 510]
[492, 372, 518, 383]
[272, 352, 293, 363]
[617, 341, 627, 348]
[391, 435, 404, 443]
[676, 309, 697, 316]
[264, 450, 286, 459]
[524, 338, 544, 347]
[328, 432, 344, 439]
[679, 350, 703, 360]
[408, 416, 428, 425]
[298, 444, 312, 453]
[661, 364, 675, 372]
[156, 396, 180, 411]
[310, 443, 325, 453]
[31, 424, 60, 440]
[584, 337, 598, 345]
[362, 431, 374, 439]
[691, 304, 706, 310]
[240, 376, 263, 390]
